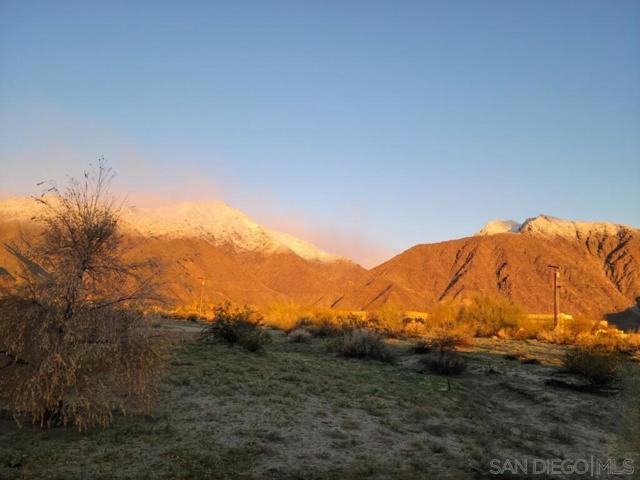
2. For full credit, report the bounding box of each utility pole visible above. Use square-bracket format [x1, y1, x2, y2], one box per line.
[198, 277, 205, 319]
[547, 265, 560, 329]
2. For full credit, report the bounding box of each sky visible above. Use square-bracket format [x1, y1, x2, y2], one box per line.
[1, 0, 639, 267]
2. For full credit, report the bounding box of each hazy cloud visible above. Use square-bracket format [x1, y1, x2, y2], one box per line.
[0, 105, 393, 267]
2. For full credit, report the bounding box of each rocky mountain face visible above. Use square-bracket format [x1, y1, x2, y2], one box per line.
[1, 198, 638, 323]
[332, 215, 640, 321]
[0, 197, 364, 310]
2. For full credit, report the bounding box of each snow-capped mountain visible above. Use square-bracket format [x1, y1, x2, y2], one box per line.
[3, 196, 639, 321]
[518, 214, 635, 239]
[0, 196, 364, 309]
[119, 201, 342, 263]
[334, 214, 640, 324]
[0, 197, 344, 264]
[476, 214, 636, 239]
[475, 220, 522, 236]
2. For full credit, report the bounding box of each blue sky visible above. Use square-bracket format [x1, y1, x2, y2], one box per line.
[1, 0, 639, 266]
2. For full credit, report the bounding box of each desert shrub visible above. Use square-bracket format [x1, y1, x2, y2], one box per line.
[423, 302, 474, 354]
[287, 328, 312, 343]
[562, 316, 596, 337]
[200, 303, 270, 351]
[0, 161, 165, 431]
[403, 318, 428, 337]
[537, 328, 575, 345]
[265, 305, 373, 334]
[537, 324, 632, 352]
[420, 353, 466, 375]
[282, 309, 433, 339]
[264, 302, 312, 331]
[333, 329, 392, 362]
[511, 316, 549, 339]
[535, 317, 599, 345]
[291, 316, 314, 330]
[576, 328, 627, 351]
[414, 302, 472, 376]
[339, 313, 370, 332]
[427, 332, 471, 354]
[461, 296, 524, 337]
[367, 305, 406, 337]
[309, 316, 342, 337]
[237, 328, 271, 352]
[562, 346, 623, 386]
[283, 309, 419, 339]
[292, 315, 343, 337]
[412, 341, 432, 354]
[621, 333, 640, 353]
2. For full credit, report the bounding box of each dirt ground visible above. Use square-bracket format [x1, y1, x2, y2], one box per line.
[0, 323, 637, 479]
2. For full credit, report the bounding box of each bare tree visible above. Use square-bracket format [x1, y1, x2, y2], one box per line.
[0, 160, 166, 430]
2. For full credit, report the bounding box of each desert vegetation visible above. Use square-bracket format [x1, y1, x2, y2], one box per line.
[263, 297, 640, 353]
[0, 162, 166, 431]
[461, 295, 524, 337]
[414, 302, 471, 376]
[331, 328, 393, 362]
[561, 345, 623, 387]
[2, 317, 636, 479]
[2, 0, 638, 476]
[419, 351, 466, 375]
[286, 328, 312, 343]
[200, 302, 271, 352]
[0, 170, 638, 477]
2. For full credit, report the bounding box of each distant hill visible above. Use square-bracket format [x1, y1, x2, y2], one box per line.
[331, 215, 640, 321]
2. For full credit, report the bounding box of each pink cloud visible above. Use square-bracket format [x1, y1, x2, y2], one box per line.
[260, 215, 395, 268]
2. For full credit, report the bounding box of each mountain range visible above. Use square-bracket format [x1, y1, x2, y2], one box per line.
[0, 197, 364, 308]
[0, 197, 638, 324]
[333, 215, 639, 320]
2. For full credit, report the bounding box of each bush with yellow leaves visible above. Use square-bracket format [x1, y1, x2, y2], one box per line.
[0, 161, 166, 431]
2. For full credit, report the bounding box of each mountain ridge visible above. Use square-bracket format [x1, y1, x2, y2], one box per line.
[0, 196, 364, 309]
[1, 198, 638, 323]
[332, 216, 640, 322]
[0, 196, 352, 265]
[476, 214, 636, 239]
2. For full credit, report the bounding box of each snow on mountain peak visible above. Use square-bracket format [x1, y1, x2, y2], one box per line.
[0, 197, 344, 264]
[476, 214, 635, 239]
[475, 220, 521, 236]
[518, 214, 632, 239]
[122, 201, 344, 262]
